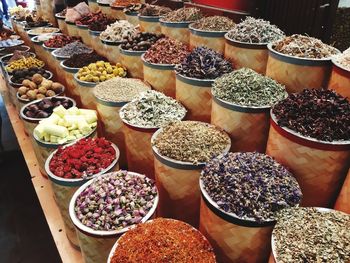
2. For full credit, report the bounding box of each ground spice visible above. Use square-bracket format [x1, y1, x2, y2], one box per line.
[63, 52, 107, 68]
[110, 218, 216, 263]
[273, 34, 339, 59]
[74, 171, 157, 231]
[162, 7, 202, 22]
[94, 77, 150, 102]
[120, 32, 164, 51]
[227, 17, 284, 44]
[335, 47, 350, 70]
[143, 37, 190, 64]
[273, 207, 350, 263]
[201, 152, 302, 222]
[44, 35, 81, 48]
[120, 90, 186, 128]
[153, 121, 230, 164]
[55, 41, 93, 57]
[191, 16, 235, 31]
[175, 46, 232, 79]
[273, 89, 350, 141]
[100, 20, 138, 42]
[49, 138, 116, 178]
[139, 4, 171, 17]
[212, 68, 287, 107]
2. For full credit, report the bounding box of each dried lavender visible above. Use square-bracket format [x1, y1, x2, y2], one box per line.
[175, 47, 232, 79]
[139, 4, 171, 16]
[55, 42, 93, 57]
[227, 17, 284, 44]
[120, 90, 186, 128]
[162, 7, 202, 22]
[201, 152, 302, 222]
[191, 16, 235, 31]
[273, 89, 350, 141]
[153, 121, 230, 164]
[74, 171, 157, 231]
[212, 68, 287, 107]
[335, 47, 350, 70]
[273, 207, 350, 263]
[273, 34, 339, 59]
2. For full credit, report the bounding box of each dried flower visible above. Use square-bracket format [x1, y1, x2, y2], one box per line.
[191, 16, 235, 31]
[162, 7, 202, 22]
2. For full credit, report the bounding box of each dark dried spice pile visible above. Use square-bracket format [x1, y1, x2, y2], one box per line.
[44, 35, 81, 48]
[201, 152, 302, 222]
[273, 207, 350, 263]
[273, 89, 350, 141]
[227, 16, 284, 44]
[162, 7, 202, 22]
[120, 32, 165, 51]
[63, 52, 107, 68]
[191, 16, 235, 31]
[139, 4, 172, 16]
[87, 14, 116, 31]
[144, 37, 190, 64]
[111, 218, 216, 263]
[175, 46, 232, 79]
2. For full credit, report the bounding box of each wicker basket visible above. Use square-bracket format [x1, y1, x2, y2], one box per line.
[189, 25, 227, 53]
[125, 11, 139, 26]
[74, 73, 97, 110]
[66, 21, 79, 37]
[120, 48, 144, 79]
[76, 24, 91, 46]
[55, 14, 68, 35]
[328, 60, 350, 100]
[138, 15, 161, 33]
[160, 19, 192, 44]
[88, 0, 100, 12]
[101, 40, 121, 64]
[110, 6, 126, 20]
[334, 169, 350, 214]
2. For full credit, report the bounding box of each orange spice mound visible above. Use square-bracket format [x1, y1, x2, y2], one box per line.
[111, 218, 216, 263]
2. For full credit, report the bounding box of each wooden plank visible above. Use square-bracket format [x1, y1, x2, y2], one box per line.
[0, 76, 83, 263]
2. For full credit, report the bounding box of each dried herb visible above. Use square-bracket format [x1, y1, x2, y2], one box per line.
[100, 20, 137, 42]
[139, 4, 171, 17]
[120, 32, 165, 51]
[201, 152, 302, 222]
[55, 42, 92, 57]
[152, 121, 230, 164]
[273, 207, 350, 263]
[162, 7, 202, 22]
[63, 52, 107, 68]
[335, 47, 350, 70]
[175, 46, 232, 79]
[110, 218, 216, 263]
[273, 34, 339, 59]
[212, 68, 287, 107]
[120, 90, 186, 128]
[273, 89, 350, 141]
[227, 17, 285, 44]
[74, 171, 157, 231]
[191, 16, 235, 31]
[144, 37, 190, 64]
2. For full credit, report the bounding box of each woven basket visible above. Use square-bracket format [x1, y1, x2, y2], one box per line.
[334, 169, 350, 214]
[110, 6, 126, 20]
[189, 26, 226, 53]
[266, 113, 350, 207]
[120, 49, 144, 79]
[160, 19, 191, 44]
[211, 96, 270, 153]
[125, 11, 139, 26]
[74, 73, 97, 110]
[56, 15, 68, 35]
[88, 0, 100, 12]
[139, 15, 161, 33]
[76, 25, 91, 46]
[66, 21, 79, 37]
[328, 60, 350, 100]
[101, 41, 121, 64]
[175, 74, 213, 122]
[224, 35, 268, 74]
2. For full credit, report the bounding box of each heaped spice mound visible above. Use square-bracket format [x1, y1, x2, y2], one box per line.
[175, 46, 232, 79]
[335, 47, 350, 71]
[201, 152, 302, 222]
[139, 4, 172, 16]
[153, 121, 230, 164]
[49, 137, 116, 179]
[162, 7, 202, 22]
[273, 89, 350, 141]
[110, 218, 216, 263]
[63, 52, 107, 68]
[191, 16, 235, 31]
[44, 34, 81, 48]
[74, 171, 157, 231]
[273, 207, 350, 263]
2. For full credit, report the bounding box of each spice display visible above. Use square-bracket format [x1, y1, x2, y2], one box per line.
[273, 89, 350, 141]
[8, 51, 34, 62]
[49, 138, 116, 178]
[273, 34, 339, 59]
[227, 17, 284, 44]
[77, 61, 127, 82]
[111, 0, 140, 8]
[63, 52, 107, 68]
[23, 97, 74, 118]
[273, 208, 350, 263]
[94, 77, 150, 102]
[139, 4, 171, 16]
[100, 20, 138, 42]
[110, 218, 216, 263]
[34, 106, 97, 144]
[162, 7, 202, 22]
[0, 39, 24, 48]
[120, 32, 164, 51]
[144, 37, 190, 64]
[6, 57, 45, 72]
[88, 16, 116, 32]
[201, 152, 302, 222]
[153, 121, 230, 164]
[18, 77, 64, 101]
[212, 68, 287, 107]
[176, 47, 232, 79]
[44, 35, 81, 48]
[191, 16, 235, 31]
[76, 12, 109, 28]
[25, 17, 50, 28]
[74, 171, 157, 231]
[28, 27, 60, 35]
[11, 67, 51, 84]
[120, 90, 186, 128]
[334, 47, 350, 70]
[0, 45, 29, 57]
[55, 42, 93, 57]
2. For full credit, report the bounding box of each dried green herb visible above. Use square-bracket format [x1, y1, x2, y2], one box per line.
[191, 16, 235, 31]
[273, 207, 350, 263]
[212, 68, 287, 107]
[162, 7, 202, 22]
